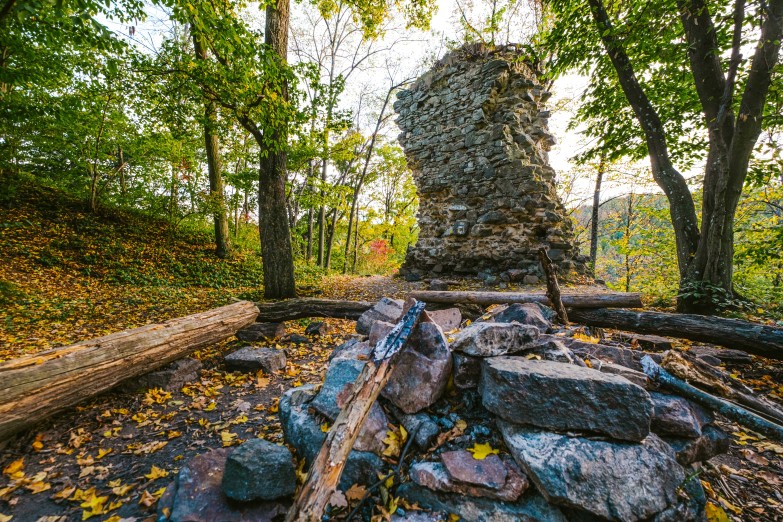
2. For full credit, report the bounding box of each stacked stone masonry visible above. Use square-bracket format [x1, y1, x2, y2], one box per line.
[394, 44, 589, 280]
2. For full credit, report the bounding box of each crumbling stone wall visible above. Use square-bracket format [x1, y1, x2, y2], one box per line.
[394, 44, 589, 282]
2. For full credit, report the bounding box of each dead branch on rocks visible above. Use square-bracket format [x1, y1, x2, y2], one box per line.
[538, 248, 568, 324]
[286, 301, 427, 522]
[641, 356, 783, 442]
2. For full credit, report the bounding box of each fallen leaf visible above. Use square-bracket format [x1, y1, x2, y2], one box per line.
[32, 433, 45, 451]
[467, 442, 499, 460]
[740, 449, 769, 466]
[329, 490, 348, 508]
[138, 490, 157, 508]
[382, 430, 401, 458]
[0, 514, 11, 522]
[3, 458, 23, 477]
[96, 448, 112, 459]
[345, 484, 367, 502]
[25, 481, 51, 494]
[758, 470, 782, 487]
[144, 466, 170, 480]
[705, 503, 730, 522]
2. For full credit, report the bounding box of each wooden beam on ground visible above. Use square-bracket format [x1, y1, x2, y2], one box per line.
[568, 308, 783, 361]
[642, 356, 783, 442]
[408, 290, 643, 309]
[254, 298, 374, 322]
[0, 301, 259, 442]
[286, 301, 427, 522]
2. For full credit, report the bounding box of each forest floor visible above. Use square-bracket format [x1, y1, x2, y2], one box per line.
[1, 183, 782, 521]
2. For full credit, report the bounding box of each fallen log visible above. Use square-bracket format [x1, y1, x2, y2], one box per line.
[254, 298, 374, 322]
[286, 301, 427, 522]
[641, 356, 783, 442]
[0, 301, 259, 442]
[408, 290, 643, 309]
[568, 308, 783, 361]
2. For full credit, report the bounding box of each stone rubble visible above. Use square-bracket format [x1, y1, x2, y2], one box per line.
[160, 293, 736, 522]
[223, 346, 286, 374]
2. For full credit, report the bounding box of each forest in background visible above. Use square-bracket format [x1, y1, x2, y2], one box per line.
[1, 0, 782, 315]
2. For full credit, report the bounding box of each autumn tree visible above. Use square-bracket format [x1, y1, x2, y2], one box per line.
[544, 0, 783, 313]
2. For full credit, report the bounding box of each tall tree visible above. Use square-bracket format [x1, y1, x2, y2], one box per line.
[544, 0, 783, 313]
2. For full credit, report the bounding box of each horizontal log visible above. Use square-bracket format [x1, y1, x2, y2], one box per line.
[254, 298, 375, 322]
[569, 308, 783, 361]
[0, 301, 259, 442]
[408, 290, 643, 309]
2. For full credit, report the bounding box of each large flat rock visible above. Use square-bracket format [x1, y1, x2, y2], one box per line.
[480, 358, 653, 441]
[500, 423, 685, 522]
[451, 322, 539, 357]
[356, 297, 403, 335]
[396, 482, 568, 522]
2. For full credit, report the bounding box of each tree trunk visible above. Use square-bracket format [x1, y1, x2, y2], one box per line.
[568, 307, 783, 360]
[257, 0, 296, 299]
[254, 298, 374, 322]
[118, 145, 126, 196]
[590, 155, 605, 271]
[0, 301, 259, 442]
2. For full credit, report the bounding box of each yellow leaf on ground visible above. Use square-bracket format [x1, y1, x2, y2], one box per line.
[96, 448, 112, 459]
[0, 514, 11, 522]
[573, 332, 599, 344]
[382, 430, 401, 458]
[220, 431, 239, 447]
[2, 458, 23, 477]
[25, 481, 51, 494]
[320, 423, 330, 433]
[138, 490, 157, 508]
[467, 442, 499, 460]
[705, 502, 731, 522]
[32, 433, 45, 451]
[144, 465, 170, 480]
[111, 483, 134, 497]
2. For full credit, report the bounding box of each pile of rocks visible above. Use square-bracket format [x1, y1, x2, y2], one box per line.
[160, 297, 732, 521]
[394, 44, 589, 283]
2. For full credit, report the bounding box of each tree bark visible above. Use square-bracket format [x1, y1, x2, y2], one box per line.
[192, 27, 231, 258]
[569, 307, 783, 360]
[589, 154, 605, 271]
[254, 298, 374, 321]
[0, 301, 259, 442]
[409, 290, 643, 308]
[257, 0, 296, 299]
[539, 248, 568, 323]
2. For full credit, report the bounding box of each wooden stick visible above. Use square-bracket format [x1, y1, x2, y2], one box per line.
[285, 301, 427, 522]
[538, 248, 568, 323]
[0, 301, 259, 442]
[641, 355, 783, 442]
[569, 308, 783, 360]
[408, 291, 643, 309]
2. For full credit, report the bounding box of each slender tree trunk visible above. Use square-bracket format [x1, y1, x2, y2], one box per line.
[118, 146, 126, 196]
[257, 0, 296, 299]
[192, 28, 231, 258]
[590, 154, 606, 272]
[317, 160, 327, 267]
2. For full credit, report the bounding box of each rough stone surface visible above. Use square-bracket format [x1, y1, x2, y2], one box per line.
[428, 279, 450, 291]
[650, 392, 712, 439]
[287, 333, 309, 344]
[664, 424, 731, 465]
[393, 409, 441, 449]
[356, 297, 403, 335]
[396, 482, 568, 522]
[525, 338, 582, 365]
[649, 470, 707, 522]
[330, 339, 370, 362]
[235, 322, 286, 342]
[500, 423, 685, 522]
[409, 456, 528, 502]
[224, 347, 286, 374]
[490, 303, 553, 332]
[426, 308, 462, 331]
[394, 44, 588, 280]
[382, 322, 453, 414]
[586, 360, 649, 389]
[614, 332, 673, 351]
[221, 439, 296, 501]
[453, 353, 482, 389]
[120, 357, 202, 392]
[688, 345, 753, 365]
[440, 450, 508, 490]
[451, 322, 539, 357]
[480, 358, 653, 441]
[305, 321, 330, 336]
[160, 448, 288, 522]
[552, 335, 644, 370]
[369, 320, 395, 347]
[279, 385, 386, 489]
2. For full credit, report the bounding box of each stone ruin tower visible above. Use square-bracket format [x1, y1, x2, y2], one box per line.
[394, 44, 589, 282]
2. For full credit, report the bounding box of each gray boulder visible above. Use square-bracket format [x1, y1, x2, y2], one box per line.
[392, 409, 441, 449]
[396, 482, 568, 522]
[222, 439, 296, 501]
[382, 322, 453, 414]
[650, 392, 712, 438]
[490, 303, 554, 332]
[451, 322, 539, 357]
[159, 449, 288, 522]
[356, 297, 403, 335]
[500, 423, 685, 522]
[426, 308, 462, 331]
[305, 321, 330, 336]
[664, 424, 730, 465]
[369, 320, 395, 347]
[279, 386, 386, 490]
[224, 347, 286, 373]
[409, 455, 528, 502]
[236, 322, 286, 342]
[480, 358, 653, 441]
